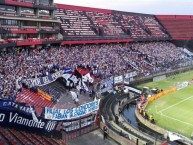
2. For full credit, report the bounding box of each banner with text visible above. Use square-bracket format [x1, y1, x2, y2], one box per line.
[153, 75, 166, 82]
[24, 69, 72, 88]
[100, 77, 113, 93]
[44, 99, 100, 120]
[0, 99, 34, 115]
[0, 108, 58, 133]
[62, 114, 96, 132]
[125, 71, 137, 79]
[123, 85, 142, 94]
[114, 75, 123, 84]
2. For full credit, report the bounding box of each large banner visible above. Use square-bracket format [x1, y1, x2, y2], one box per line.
[153, 75, 166, 82]
[124, 71, 137, 84]
[177, 81, 189, 90]
[44, 99, 100, 120]
[100, 77, 113, 93]
[25, 71, 64, 88]
[125, 71, 137, 79]
[0, 108, 58, 132]
[123, 85, 142, 94]
[62, 114, 96, 132]
[0, 99, 34, 115]
[114, 75, 123, 84]
[25, 69, 72, 88]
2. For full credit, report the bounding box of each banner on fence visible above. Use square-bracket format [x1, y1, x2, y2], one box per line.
[0, 108, 58, 132]
[153, 75, 166, 82]
[114, 75, 123, 84]
[100, 77, 113, 93]
[123, 85, 142, 94]
[62, 114, 96, 132]
[25, 68, 73, 88]
[0, 99, 34, 115]
[25, 71, 64, 88]
[125, 71, 137, 79]
[44, 99, 100, 120]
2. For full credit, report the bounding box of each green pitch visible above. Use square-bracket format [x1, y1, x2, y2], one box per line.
[138, 70, 193, 138]
[138, 70, 193, 90]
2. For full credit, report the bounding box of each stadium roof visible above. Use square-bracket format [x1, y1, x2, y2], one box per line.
[55, 0, 193, 15]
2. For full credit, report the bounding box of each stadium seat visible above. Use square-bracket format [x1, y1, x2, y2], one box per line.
[157, 16, 193, 38]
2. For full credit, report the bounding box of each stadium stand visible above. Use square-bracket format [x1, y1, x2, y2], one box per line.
[157, 15, 193, 39]
[0, 33, 191, 145]
[0, 1, 193, 145]
[0, 126, 65, 145]
[0, 127, 19, 145]
[85, 11, 126, 36]
[56, 8, 97, 36]
[0, 41, 189, 144]
[117, 41, 186, 74]
[114, 12, 168, 39]
[0, 42, 188, 103]
[56, 4, 169, 40]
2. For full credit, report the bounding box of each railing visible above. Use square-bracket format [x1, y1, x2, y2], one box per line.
[63, 35, 170, 42]
[0, 13, 58, 21]
[112, 97, 163, 143]
[33, 3, 57, 10]
[5, 0, 34, 7]
[0, 42, 16, 49]
[37, 88, 52, 101]
[100, 92, 154, 144]
[62, 115, 99, 143]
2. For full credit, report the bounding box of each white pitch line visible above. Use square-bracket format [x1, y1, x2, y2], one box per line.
[157, 95, 193, 114]
[160, 113, 193, 127]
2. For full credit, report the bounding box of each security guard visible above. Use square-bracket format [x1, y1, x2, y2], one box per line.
[143, 110, 146, 119]
[139, 107, 143, 114]
[149, 114, 154, 123]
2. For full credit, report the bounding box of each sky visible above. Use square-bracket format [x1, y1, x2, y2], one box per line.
[54, 0, 193, 15]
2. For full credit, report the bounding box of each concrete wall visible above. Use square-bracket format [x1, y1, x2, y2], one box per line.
[100, 122, 136, 145]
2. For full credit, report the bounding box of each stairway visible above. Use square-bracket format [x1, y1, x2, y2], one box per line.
[16, 89, 55, 108]
[39, 79, 67, 102]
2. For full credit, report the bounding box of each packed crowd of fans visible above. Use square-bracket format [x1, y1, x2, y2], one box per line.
[117, 42, 187, 75]
[0, 41, 191, 100]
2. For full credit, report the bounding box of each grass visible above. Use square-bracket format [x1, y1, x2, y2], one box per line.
[138, 70, 193, 138]
[137, 70, 193, 90]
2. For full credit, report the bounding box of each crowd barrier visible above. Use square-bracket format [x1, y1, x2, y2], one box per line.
[147, 87, 177, 103]
[37, 88, 52, 101]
